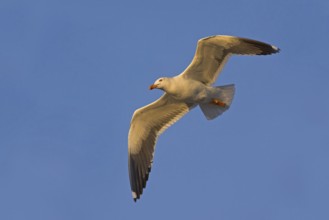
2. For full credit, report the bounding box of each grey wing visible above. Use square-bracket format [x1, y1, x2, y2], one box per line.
[128, 94, 195, 201]
[180, 35, 280, 85]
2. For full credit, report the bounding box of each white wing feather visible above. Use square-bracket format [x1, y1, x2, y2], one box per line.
[128, 94, 195, 201]
[180, 35, 279, 85]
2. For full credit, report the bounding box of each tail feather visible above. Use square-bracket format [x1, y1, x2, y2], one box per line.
[199, 84, 235, 120]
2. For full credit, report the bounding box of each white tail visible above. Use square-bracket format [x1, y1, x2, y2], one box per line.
[199, 84, 235, 120]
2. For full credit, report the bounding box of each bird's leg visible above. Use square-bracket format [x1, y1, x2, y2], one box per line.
[211, 98, 228, 108]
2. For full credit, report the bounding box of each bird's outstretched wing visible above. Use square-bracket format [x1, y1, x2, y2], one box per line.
[180, 35, 280, 85]
[128, 94, 195, 201]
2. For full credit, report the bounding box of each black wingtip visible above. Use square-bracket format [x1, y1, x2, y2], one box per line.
[257, 44, 280, 55]
[237, 37, 280, 55]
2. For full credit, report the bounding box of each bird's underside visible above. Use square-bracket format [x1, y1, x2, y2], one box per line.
[128, 35, 280, 201]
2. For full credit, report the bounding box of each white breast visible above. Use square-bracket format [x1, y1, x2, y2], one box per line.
[165, 77, 209, 103]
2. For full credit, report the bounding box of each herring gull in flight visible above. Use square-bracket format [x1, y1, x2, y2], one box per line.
[128, 35, 280, 201]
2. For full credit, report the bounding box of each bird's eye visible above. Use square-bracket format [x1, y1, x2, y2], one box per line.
[159, 79, 163, 82]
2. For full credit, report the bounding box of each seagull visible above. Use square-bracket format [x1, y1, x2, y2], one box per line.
[128, 35, 279, 201]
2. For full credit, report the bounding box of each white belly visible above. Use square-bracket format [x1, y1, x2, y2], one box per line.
[165, 78, 211, 103]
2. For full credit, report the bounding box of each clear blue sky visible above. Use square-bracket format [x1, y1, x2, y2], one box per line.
[1, 0, 328, 219]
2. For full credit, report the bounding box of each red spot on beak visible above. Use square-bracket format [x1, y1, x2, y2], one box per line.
[149, 84, 157, 90]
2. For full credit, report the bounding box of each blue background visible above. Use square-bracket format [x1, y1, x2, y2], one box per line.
[1, 0, 328, 219]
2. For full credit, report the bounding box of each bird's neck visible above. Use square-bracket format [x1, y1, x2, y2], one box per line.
[163, 77, 181, 97]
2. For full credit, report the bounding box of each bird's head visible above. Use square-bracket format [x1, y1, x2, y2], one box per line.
[149, 77, 167, 90]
